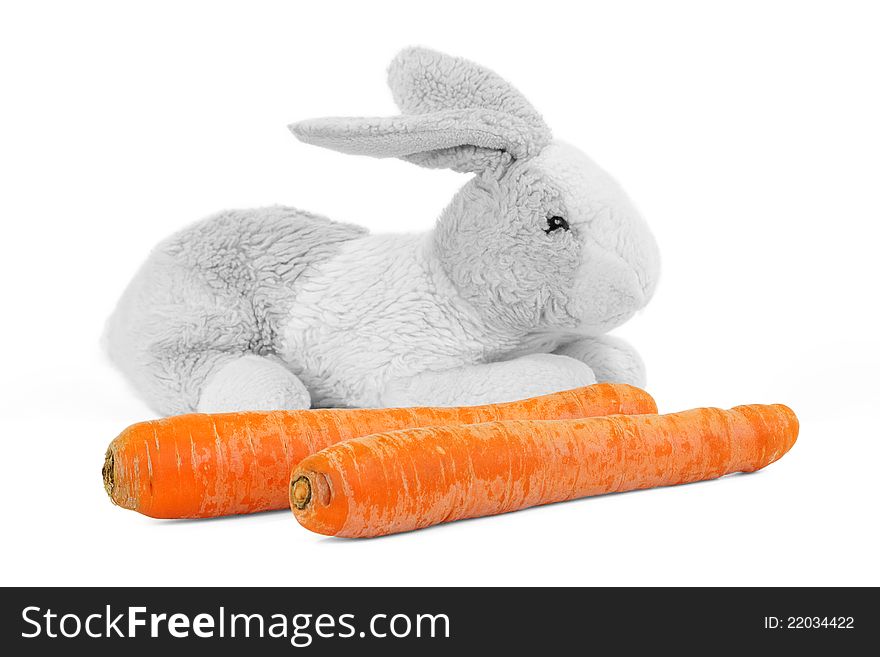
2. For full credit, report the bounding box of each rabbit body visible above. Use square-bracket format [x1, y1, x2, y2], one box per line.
[107, 48, 660, 414]
[279, 230, 597, 410]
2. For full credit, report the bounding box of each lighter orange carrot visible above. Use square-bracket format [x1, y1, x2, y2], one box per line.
[103, 383, 656, 519]
[290, 404, 798, 538]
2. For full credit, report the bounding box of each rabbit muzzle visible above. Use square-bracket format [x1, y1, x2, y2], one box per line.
[567, 241, 653, 334]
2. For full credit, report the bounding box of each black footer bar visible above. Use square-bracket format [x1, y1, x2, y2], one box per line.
[2, 586, 875, 654]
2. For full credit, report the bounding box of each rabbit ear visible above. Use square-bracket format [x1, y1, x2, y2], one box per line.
[290, 107, 544, 173]
[385, 47, 551, 171]
[387, 47, 550, 137]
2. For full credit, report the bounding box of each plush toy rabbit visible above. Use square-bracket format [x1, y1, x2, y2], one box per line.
[106, 47, 660, 414]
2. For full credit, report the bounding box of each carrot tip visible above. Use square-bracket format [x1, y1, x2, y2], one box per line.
[102, 448, 116, 501]
[291, 476, 312, 510]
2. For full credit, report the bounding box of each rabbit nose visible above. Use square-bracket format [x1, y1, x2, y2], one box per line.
[571, 246, 650, 330]
[631, 263, 656, 305]
[606, 267, 646, 314]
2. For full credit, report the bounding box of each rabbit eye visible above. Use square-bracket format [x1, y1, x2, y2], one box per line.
[544, 215, 570, 233]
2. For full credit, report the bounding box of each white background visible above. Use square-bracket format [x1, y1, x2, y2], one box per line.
[1, 0, 878, 587]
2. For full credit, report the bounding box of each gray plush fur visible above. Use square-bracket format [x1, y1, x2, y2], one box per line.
[106, 207, 364, 414]
[292, 108, 542, 165]
[107, 47, 660, 414]
[388, 45, 551, 172]
[295, 46, 552, 174]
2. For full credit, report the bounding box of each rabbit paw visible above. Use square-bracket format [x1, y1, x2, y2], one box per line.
[555, 336, 646, 388]
[381, 353, 596, 407]
[197, 355, 311, 412]
[511, 353, 598, 392]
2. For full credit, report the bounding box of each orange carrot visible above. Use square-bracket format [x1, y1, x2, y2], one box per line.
[290, 404, 798, 538]
[103, 383, 656, 519]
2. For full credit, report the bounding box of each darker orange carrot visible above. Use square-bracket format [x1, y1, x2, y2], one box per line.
[290, 404, 799, 538]
[103, 383, 656, 519]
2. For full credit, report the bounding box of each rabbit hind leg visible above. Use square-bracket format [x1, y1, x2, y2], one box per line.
[105, 252, 309, 414]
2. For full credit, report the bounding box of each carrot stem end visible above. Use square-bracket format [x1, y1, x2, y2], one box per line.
[102, 449, 116, 502]
[291, 476, 312, 510]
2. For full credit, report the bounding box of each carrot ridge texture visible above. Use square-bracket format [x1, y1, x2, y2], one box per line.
[290, 404, 799, 538]
[103, 383, 657, 518]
